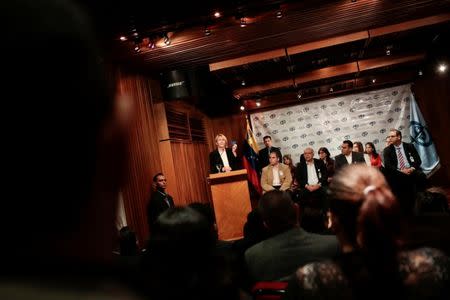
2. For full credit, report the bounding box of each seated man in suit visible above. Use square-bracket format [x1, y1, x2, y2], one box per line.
[382, 128, 427, 214]
[334, 140, 366, 171]
[258, 135, 282, 169]
[261, 151, 292, 194]
[295, 147, 328, 210]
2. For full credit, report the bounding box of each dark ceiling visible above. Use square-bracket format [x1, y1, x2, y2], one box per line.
[77, 0, 450, 116]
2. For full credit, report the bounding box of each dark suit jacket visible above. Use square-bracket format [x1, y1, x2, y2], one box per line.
[383, 142, 422, 171]
[334, 151, 366, 171]
[296, 159, 328, 188]
[147, 190, 174, 230]
[258, 146, 282, 168]
[209, 148, 239, 174]
[245, 227, 339, 282]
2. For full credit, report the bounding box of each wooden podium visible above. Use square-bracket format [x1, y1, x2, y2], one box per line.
[208, 169, 252, 241]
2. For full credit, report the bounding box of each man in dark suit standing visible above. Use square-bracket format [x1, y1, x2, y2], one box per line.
[295, 147, 328, 210]
[334, 140, 366, 171]
[258, 135, 282, 169]
[383, 129, 427, 214]
[147, 173, 175, 231]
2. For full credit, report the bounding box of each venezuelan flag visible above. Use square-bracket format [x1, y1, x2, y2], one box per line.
[243, 116, 262, 195]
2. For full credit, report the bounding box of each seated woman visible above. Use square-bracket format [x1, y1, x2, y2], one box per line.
[284, 164, 449, 300]
[353, 141, 371, 166]
[283, 154, 298, 191]
[209, 133, 239, 173]
[365, 142, 382, 168]
[318, 147, 335, 183]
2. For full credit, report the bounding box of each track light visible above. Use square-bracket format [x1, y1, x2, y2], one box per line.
[329, 87, 334, 92]
[297, 91, 302, 99]
[386, 49, 391, 56]
[418, 70, 423, 76]
[204, 26, 211, 36]
[276, 10, 283, 19]
[240, 18, 247, 28]
[163, 33, 171, 45]
[214, 11, 221, 18]
[134, 43, 140, 53]
[372, 78, 376, 83]
[119, 36, 127, 41]
[240, 105, 245, 111]
[241, 80, 246, 86]
[256, 100, 261, 107]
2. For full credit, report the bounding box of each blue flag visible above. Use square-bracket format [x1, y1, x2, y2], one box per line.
[409, 94, 440, 176]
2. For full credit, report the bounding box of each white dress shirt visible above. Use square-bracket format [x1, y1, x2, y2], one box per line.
[306, 162, 319, 185]
[219, 149, 230, 168]
[272, 165, 281, 186]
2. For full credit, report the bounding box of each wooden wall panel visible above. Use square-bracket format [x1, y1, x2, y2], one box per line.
[169, 142, 211, 205]
[116, 71, 162, 245]
[412, 74, 450, 186]
[207, 114, 247, 152]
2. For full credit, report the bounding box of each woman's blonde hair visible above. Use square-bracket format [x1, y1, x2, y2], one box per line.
[215, 134, 228, 145]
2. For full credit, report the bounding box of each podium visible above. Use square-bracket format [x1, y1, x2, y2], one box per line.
[208, 169, 252, 241]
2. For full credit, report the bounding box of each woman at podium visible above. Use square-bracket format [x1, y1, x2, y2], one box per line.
[209, 134, 239, 173]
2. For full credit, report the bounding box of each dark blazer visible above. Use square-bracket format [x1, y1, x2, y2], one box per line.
[259, 146, 282, 168]
[324, 158, 335, 178]
[383, 142, 422, 171]
[296, 159, 328, 188]
[209, 148, 239, 174]
[147, 190, 174, 230]
[334, 152, 366, 171]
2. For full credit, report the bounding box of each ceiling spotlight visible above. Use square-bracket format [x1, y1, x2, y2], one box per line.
[438, 63, 447, 73]
[134, 44, 140, 53]
[240, 18, 247, 28]
[241, 80, 246, 86]
[119, 36, 127, 41]
[240, 105, 245, 111]
[297, 91, 302, 99]
[386, 49, 391, 56]
[163, 33, 171, 45]
[276, 10, 283, 19]
[329, 87, 334, 92]
[418, 70, 423, 76]
[214, 11, 221, 18]
[204, 26, 211, 36]
[148, 40, 156, 49]
[372, 78, 376, 83]
[256, 100, 261, 107]
[132, 32, 139, 37]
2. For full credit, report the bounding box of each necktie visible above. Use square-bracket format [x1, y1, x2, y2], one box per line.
[396, 147, 406, 169]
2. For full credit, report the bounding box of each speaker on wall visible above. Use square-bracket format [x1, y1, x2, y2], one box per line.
[160, 70, 191, 100]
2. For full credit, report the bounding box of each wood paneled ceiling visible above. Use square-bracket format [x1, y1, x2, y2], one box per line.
[80, 0, 450, 115]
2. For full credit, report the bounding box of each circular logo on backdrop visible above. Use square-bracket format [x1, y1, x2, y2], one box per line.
[292, 144, 298, 149]
[313, 114, 319, 119]
[341, 117, 347, 122]
[380, 129, 386, 134]
[367, 104, 373, 109]
[344, 135, 350, 139]
[272, 130, 278, 135]
[289, 127, 296, 132]
[298, 117, 304, 122]
[270, 114, 276, 119]
[309, 141, 315, 146]
[324, 120, 330, 125]
[394, 107, 401, 112]
[256, 132, 262, 137]
[353, 124, 359, 129]
[301, 134, 307, 139]
[350, 108, 355, 113]
[334, 128, 341, 132]
[338, 101, 345, 106]
[316, 131, 323, 136]
[398, 125, 404, 131]
[254, 116, 259, 121]
[326, 138, 332, 143]
[377, 111, 383, 115]
[385, 100, 392, 105]
[358, 114, 365, 119]
[331, 111, 338, 115]
[387, 118, 394, 123]
[321, 105, 327, 110]
[369, 121, 376, 126]
[280, 120, 286, 125]
[373, 139, 379, 144]
[404, 96, 410, 103]
[362, 131, 368, 137]
[287, 111, 293, 115]
[410, 121, 432, 146]
[306, 123, 312, 128]
[392, 91, 398, 96]
[373, 94, 379, 99]
[303, 107, 310, 112]
[263, 123, 269, 128]
[282, 136, 289, 141]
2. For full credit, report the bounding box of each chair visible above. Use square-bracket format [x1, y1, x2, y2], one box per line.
[251, 281, 289, 300]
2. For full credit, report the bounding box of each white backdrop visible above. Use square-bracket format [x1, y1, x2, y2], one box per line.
[250, 84, 413, 163]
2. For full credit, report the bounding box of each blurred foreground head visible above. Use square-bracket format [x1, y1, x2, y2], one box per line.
[0, 0, 133, 262]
